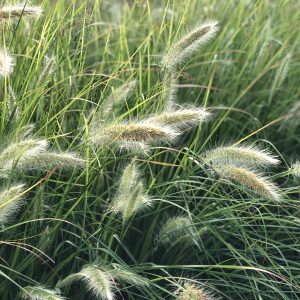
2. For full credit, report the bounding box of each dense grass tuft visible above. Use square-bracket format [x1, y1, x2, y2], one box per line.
[0, 0, 300, 299]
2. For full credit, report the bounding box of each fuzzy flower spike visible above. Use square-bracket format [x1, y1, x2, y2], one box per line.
[0, 50, 13, 77]
[162, 20, 218, 71]
[0, 4, 42, 20]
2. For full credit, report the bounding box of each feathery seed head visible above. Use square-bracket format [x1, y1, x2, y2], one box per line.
[283, 101, 300, 129]
[6, 86, 20, 120]
[176, 281, 220, 300]
[89, 79, 137, 130]
[37, 55, 56, 86]
[107, 263, 150, 287]
[89, 121, 179, 151]
[79, 266, 114, 300]
[162, 20, 218, 71]
[57, 263, 148, 299]
[146, 107, 210, 130]
[290, 162, 300, 177]
[57, 265, 114, 300]
[158, 216, 195, 245]
[0, 139, 48, 177]
[17, 124, 36, 139]
[217, 165, 281, 201]
[111, 162, 152, 223]
[0, 5, 42, 20]
[19, 151, 85, 171]
[203, 144, 280, 168]
[0, 183, 25, 225]
[0, 139, 84, 176]
[0, 51, 13, 77]
[20, 285, 65, 300]
[103, 79, 137, 114]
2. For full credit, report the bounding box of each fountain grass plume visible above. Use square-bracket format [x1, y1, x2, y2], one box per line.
[203, 144, 280, 168]
[0, 4, 42, 20]
[107, 263, 150, 287]
[175, 281, 221, 300]
[161, 21, 218, 105]
[0, 139, 48, 177]
[157, 216, 195, 245]
[0, 138, 84, 177]
[162, 20, 218, 72]
[216, 165, 281, 201]
[89, 120, 179, 151]
[290, 162, 300, 177]
[146, 106, 210, 130]
[282, 101, 300, 130]
[20, 285, 65, 300]
[6, 86, 19, 121]
[57, 265, 114, 300]
[0, 50, 13, 77]
[18, 151, 85, 171]
[16, 124, 36, 139]
[57, 263, 149, 300]
[0, 183, 25, 225]
[103, 79, 137, 115]
[89, 79, 137, 129]
[111, 161, 152, 223]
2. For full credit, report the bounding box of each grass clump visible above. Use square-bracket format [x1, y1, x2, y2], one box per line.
[1, 1, 300, 299]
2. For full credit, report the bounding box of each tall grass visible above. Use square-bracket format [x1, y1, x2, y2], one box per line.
[0, 0, 300, 299]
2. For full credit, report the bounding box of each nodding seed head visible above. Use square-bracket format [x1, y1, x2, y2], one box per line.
[162, 20, 218, 71]
[0, 51, 13, 77]
[57, 265, 114, 300]
[146, 107, 210, 130]
[290, 162, 300, 177]
[157, 216, 195, 245]
[216, 165, 281, 201]
[0, 183, 25, 225]
[203, 144, 280, 168]
[0, 5, 42, 20]
[89, 121, 179, 151]
[111, 162, 152, 223]
[57, 263, 149, 300]
[0, 139, 84, 177]
[175, 281, 221, 300]
[20, 285, 65, 300]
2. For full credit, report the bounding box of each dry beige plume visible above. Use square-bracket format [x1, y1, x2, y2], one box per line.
[176, 281, 221, 300]
[162, 20, 218, 71]
[0, 4, 42, 20]
[203, 144, 280, 168]
[111, 162, 152, 223]
[217, 165, 280, 201]
[89, 121, 179, 151]
[146, 107, 210, 130]
[0, 51, 14, 77]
